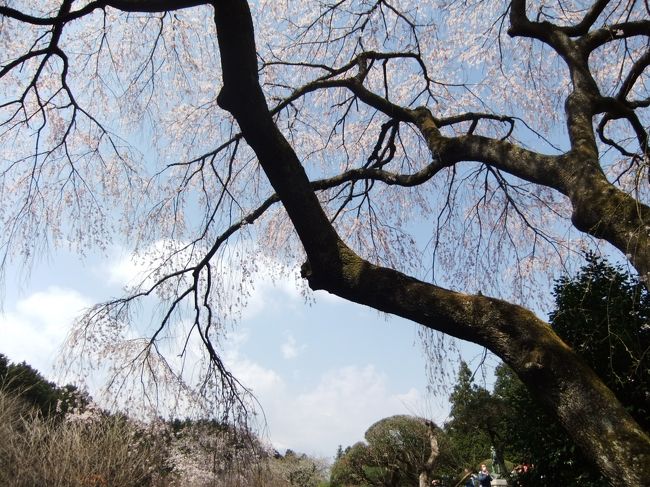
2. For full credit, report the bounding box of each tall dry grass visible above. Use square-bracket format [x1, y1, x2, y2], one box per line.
[0, 385, 329, 487]
[0, 387, 169, 487]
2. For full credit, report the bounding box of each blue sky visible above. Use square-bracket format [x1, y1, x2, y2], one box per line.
[0, 241, 493, 459]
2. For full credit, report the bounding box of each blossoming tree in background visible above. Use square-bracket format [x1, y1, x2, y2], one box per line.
[0, 0, 648, 483]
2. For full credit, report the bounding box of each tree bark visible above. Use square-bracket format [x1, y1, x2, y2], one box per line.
[419, 420, 439, 487]
[211, 2, 650, 485]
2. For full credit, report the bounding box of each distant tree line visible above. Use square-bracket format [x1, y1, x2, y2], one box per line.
[0, 354, 86, 419]
[0, 355, 328, 487]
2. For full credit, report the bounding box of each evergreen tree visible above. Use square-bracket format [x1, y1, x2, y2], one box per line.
[437, 363, 493, 479]
[0, 353, 83, 419]
[494, 364, 603, 486]
[550, 253, 650, 429]
[494, 254, 649, 485]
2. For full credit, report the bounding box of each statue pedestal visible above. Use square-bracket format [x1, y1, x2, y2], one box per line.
[492, 479, 508, 486]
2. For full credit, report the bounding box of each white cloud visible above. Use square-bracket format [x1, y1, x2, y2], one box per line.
[313, 288, 348, 305]
[0, 287, 91, 377]
[281, 333, 305, 359]
[240, 270, 304, 321]
[218, 332, 429, 458]
[107, 250, 145, 286]
[270, 365, 426, 456]
[210, 348, 427, 456]
[105, 240, 193, 287]
[223, 332, 285, 397]
[232, 356, 285, 396]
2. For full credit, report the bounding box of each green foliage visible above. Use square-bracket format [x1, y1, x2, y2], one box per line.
[0, 353, 85, 419]
[365, 415, 432, 486]
[275, 449, 329, 487]
[492, 254, 650, 485]
[330, 415, 434, 486]
[330, 442, 371, 486]
[437, 362, 493, 479]
[493, 365, 603, 486]
[549, 252, 650, 429]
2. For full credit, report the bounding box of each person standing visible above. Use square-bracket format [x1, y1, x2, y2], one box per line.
[478, 464, 492, 487]
[461, 468, 477, 487]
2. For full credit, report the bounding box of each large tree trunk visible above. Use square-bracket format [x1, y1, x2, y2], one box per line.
[211, 1, 650, 485]
[419, 420, 439, 487]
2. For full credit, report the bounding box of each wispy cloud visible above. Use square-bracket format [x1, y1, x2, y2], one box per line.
[0, 287, 91, 377]
[222, 332, 428, 457]
[281, 333, 305, 359]
[273, 365, 425, 456]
